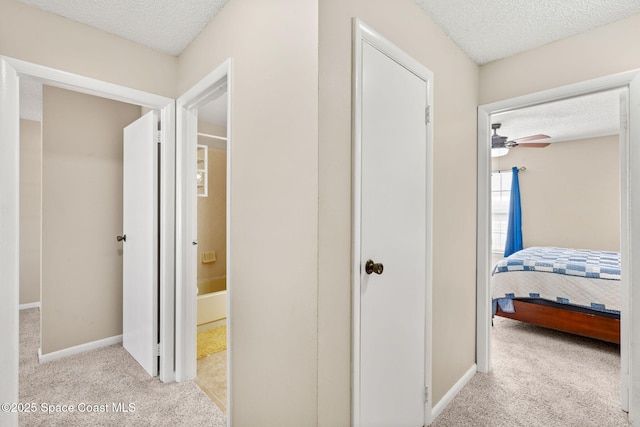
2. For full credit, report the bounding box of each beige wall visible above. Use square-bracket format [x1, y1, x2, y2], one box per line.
[0, 0, 176, 97]
[41, 86, 141, 354]
[319, 0, 479, 421]
[197, 122, 227, 283]
[19, 119, 41, 305]
[480, 14, 640, 104]
[493, 135, 620, 251]
[178, 1, 319, 425]
[197, 145, 227, 283]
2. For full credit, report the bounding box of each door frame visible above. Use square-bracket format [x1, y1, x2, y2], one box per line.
[0, 57, 20, 427]
[352, 19, 434, 426]
[175, 58, 232, 417]
[0, 56, 176, 383]
[476, 69, 640, 419]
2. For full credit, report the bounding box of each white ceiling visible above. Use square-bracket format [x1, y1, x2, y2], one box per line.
[415, 0, 640, 65]
[17, 0, 637, 140]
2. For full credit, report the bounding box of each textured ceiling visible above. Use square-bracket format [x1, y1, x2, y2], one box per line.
[15, 0, 634, 142]
[18, 0, 229, 56]
[415, 0, 640, 64]
[18, 0, 640, 62]
[491, 88, 623, 146]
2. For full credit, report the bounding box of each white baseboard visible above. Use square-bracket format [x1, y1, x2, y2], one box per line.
[38, 334, 123, 364]
[429, 363, 477, 424]
[19, 302, 40, 310]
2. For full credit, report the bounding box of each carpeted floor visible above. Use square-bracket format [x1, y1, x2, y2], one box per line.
[432, 316, 628, 426]
[19, 308, 629, 426]
[18, 308, 227, 427]
[197, 325, 227, 360]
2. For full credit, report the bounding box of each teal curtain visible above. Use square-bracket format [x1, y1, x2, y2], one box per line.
[504, 167, 523, 257]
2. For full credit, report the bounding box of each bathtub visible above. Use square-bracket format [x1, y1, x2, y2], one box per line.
[197, 276, 227, 326]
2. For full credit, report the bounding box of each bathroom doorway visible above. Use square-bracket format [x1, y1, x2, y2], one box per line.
[175, 60, 232, 420]
[193, 93, 229, 414]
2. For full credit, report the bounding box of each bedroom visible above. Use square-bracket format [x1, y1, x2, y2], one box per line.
[488, 87, 623, 414]
[489, 87, 622, 337]
[490, 89, 621, 264]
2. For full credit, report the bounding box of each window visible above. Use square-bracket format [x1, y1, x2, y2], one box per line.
[197, 144, 208, 197]
[491, 172, 512, 253]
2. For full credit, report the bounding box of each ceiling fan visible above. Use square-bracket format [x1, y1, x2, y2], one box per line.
[491, 123, 550, 157]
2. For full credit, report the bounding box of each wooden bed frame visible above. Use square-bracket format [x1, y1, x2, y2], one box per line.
[495, 298, 620, 344]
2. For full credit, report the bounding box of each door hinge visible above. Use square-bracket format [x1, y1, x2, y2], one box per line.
[424, 386, 429, 402]
[155, 343, 161, 357]
[425, 106, 431, 124]
[156, 130, 161, 145]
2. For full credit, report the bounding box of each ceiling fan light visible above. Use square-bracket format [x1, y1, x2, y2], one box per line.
[491, 147, 509, 157]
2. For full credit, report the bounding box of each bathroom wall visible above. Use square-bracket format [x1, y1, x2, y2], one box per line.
[20, 119, 41, 305]
[197, 123, 227, 285]
[41, 85, 141, 354]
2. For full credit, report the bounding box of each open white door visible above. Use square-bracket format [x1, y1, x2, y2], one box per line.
[0, 57, 20, 427]
[353, 20, 433, 427]
[122, 111, 159, 377]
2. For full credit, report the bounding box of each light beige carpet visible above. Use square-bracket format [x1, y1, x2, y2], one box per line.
[197, 325, 227, 360]
[19, 308, 227, 427]
[432, 316, 628, 426]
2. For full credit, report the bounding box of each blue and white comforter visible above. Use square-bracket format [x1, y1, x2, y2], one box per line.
[491, 247, 621, 315]
[492, 247, 620, 280]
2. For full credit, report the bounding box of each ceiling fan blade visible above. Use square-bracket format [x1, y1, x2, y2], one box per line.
[516, 142, 550, 148]
[513, 134, 550, 143]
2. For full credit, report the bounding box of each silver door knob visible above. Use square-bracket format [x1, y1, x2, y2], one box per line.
[117, 235, 126, 242]
[365, 259, 383, 275]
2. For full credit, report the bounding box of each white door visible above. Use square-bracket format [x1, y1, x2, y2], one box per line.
[122, 111, 159, 377]
[357, 39, 431, 426]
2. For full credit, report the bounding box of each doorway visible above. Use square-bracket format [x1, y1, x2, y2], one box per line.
[175, 59, 232, 421]
[352, 20, 434, 426]
[0, 57, 176, 424]
[193, 94, 229, 414]
[476, 70, 640, 420]
[487, 88, 624, 418]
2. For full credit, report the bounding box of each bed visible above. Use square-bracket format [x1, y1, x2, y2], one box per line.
[491, 246, 621, 344]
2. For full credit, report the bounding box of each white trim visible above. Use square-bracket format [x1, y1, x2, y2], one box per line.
[175, 58, 232, 426]
[619, 88, 630, 413]
[0, 57, 20, 427]
[476, 69, 640, 419]
[429, 364, 477, 424]
[627, 72, 640, 422]
[0, 55, 176, 383]
[3, 57, 170, 109]
[19, 302, 40, 310]
[352, 19, 434, 426]
[38, 335, 123, 364]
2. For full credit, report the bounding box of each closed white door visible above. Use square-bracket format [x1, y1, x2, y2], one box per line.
[122, 111, 159, 377]
[357, 38, 431, 426]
